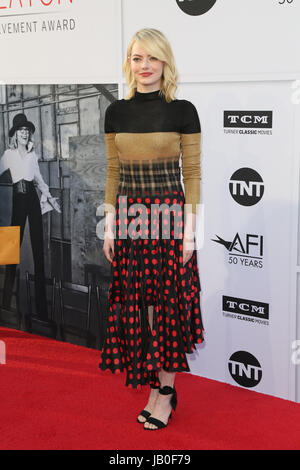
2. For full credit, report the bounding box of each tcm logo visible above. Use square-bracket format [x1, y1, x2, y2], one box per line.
[176, 0, 217, 16]
[228, 351, 262, 388]
[212, 232, 264, 268]
[223, 296, 269, 321]
[224, 111, 273, 129]
[229, 168, 264, 206]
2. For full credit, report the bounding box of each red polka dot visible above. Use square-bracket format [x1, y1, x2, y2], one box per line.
[99, 190, 204, 388]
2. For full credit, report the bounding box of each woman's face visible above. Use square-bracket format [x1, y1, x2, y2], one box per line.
[16, 127, 30, 147]
[129, 41, 164, 93]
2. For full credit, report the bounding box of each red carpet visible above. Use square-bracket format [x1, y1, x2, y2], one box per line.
[0, 326, 300, 450]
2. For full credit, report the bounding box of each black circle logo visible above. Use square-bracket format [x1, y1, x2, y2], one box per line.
[229, 168, 264, 206]
[228, 351, 262, 388]
[176, 0, 217, 16]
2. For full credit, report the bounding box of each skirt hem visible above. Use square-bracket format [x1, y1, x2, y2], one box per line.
[99, 335, 205, 389]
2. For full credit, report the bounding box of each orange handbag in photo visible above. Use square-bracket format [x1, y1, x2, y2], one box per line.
[0, 226, 20, 265]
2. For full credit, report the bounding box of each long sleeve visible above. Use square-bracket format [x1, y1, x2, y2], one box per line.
[0, 151, 9, 177]
[104, 101, 120, 215]
[180, 101, 201, 215]
[33, 153, 51, 198]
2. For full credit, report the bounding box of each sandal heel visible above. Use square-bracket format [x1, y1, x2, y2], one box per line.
[144, 385, 177, 431]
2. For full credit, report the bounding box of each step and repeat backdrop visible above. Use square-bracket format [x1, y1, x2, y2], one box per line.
[0, 0, 300, 402]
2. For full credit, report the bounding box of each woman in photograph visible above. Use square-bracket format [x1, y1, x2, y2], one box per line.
[0, 113, 60, 320]
[100, 28, 204, 430]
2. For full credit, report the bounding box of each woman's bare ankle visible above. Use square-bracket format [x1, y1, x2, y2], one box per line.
[147, 387, 158, 405]
[137, 387, 159, 422]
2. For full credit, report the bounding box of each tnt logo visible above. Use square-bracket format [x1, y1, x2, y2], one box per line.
[176, 0, 217, 16]
[228, 351, 262, 388]
[0, 341, 6, 365]
[229, 168, 264, 206]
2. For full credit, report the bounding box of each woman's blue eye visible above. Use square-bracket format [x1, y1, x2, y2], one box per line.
[133, 57, 157, 61]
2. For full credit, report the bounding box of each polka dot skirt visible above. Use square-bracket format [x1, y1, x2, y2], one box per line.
[99, 189, 204, 389]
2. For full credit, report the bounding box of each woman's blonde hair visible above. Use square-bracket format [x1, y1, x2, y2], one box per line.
[123, 28, 179, 103]
[9, 129, 34, 151]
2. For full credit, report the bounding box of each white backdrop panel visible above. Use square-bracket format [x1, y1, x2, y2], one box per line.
[180, 81, 295, 400]
[0, 0, 120, 83]
[122, 0, 300, 80]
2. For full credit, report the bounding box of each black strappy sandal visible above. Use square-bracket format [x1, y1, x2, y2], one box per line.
[137, 409, 151, 423]
[144, 385, 177, 430]
[137, 384, 160, 423]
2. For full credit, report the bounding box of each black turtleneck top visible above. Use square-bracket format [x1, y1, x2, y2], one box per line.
[104, 88, 201, 214]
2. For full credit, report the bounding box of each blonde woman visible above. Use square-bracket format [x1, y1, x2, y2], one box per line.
[100, 28, 204, 430]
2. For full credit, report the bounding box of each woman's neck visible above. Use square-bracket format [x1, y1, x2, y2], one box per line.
[18, 144, 27, 156]
[136, 86, 161, 93]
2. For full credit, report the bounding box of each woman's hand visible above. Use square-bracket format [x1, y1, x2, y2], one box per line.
[183, 211, 196, 266]
[183, 236, 195, 266]
[103, 230, 115, 264]
[48, 196, 61, 213]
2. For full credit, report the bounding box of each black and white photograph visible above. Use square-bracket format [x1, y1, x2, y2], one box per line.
[0, 83, 117, 346]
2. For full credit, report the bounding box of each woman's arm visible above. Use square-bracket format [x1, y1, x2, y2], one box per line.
[33, 153, 51, 198]
[180, 100, 202, 241]
[0, 151, 9, 177]
[104, 101, 120, 233]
